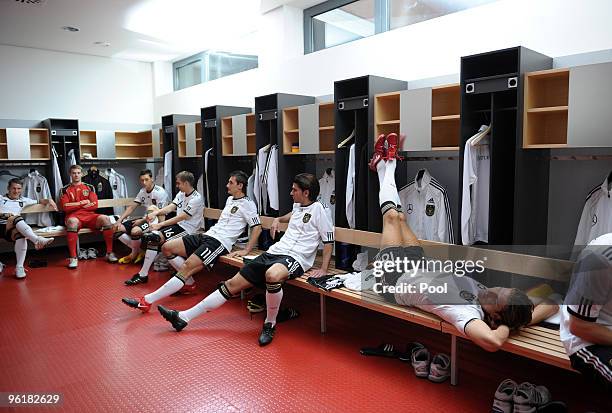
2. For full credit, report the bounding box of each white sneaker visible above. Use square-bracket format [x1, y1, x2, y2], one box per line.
[78, 248, 89, 260]
[15, 266, 26, 279]
[411, 345, 430, 378]
[87, 248, 98, 259]
[428, 353, 450, 383]
[512, 382, 550, 413]
[106, 252, 118, 263]
[35, 236, 54, 250]
[68, 258, 78, 269]
[493, 379, 517, 413]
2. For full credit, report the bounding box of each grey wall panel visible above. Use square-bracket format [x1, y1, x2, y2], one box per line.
[152, 129, 160, 158]
[185, 122, 197, 157]
[232, 115, 247, 155]
[6, 128, 31, 159]
[97, 130, 116, 159]
[568, 62, 612, 147]
[400, 89, 432, 151]
[298, 104, 319, 153]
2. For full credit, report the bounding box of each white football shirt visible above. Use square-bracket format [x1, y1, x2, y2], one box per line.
[172, 189, 204, 234]
[0, 195, 37, 224]
[267, 201, 335, 271]
[574, 175, 612, 246]
[205, 196, 260, 252]
[134, 185, 169, 209]
[461, 127, 490, 245]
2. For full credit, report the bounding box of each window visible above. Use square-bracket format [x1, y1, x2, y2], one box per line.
[305, 0, 498, 54]
[173, 51, 258, 91]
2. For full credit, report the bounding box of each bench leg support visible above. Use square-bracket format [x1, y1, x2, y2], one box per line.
[320, 294, 327, 334]
[450, 335, 458, 386]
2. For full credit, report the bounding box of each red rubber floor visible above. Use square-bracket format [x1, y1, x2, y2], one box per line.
[0, 248, 610, 412]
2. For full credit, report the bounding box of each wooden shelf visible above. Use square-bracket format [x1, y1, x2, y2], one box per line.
[319, 102, 334, 128]
[319, 126, 335, 131]
[374, 92, 400, 123]
[247, 133, 256, 137]
[431, 146, 459, 151]
[524, 68, 570, 148]
[30, 143, 49, 146]
[432, 84, 460, 118]
[376, 120, 400, 125]
[116, 143, 152, 147]
[526, 106, 568, 113]
[432, 115, 460, 121]
[285, 129, 299, 133]
[80, 143, 97, 147]
[0, 143, 7, 146]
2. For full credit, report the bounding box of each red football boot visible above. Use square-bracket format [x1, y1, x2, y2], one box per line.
[369, 133, 388, 171]
[385, 133, 405, 161]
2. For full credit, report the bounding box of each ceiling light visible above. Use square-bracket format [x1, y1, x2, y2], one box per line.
[61, 26, 80, 32]
[94, 41, 111, 47]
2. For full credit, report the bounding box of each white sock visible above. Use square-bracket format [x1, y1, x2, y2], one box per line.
[264, 289, 284, 326]
[131, 239, 142, 256]
[376, 158, 386, 187]
[169, 256, 185, 271]
[185, 276, 195, 286]
[118, 233, 132, 248]
[379, 159, 399, 207]
[144, 276, 184, 304]
[179, 290, 227, 322]
[15, 220, 38, 243]
[138, 248, 158, 277]
[15, 238, 27, 267]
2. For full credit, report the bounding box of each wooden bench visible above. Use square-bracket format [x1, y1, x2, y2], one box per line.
[209, 209, 578, 384]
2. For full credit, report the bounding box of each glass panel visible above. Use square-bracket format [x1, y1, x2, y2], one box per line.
[312, 0, 375, 52]
[176, 60, 202, 90]
[206, 52, 258, 82]
[390, 0, 498, 29]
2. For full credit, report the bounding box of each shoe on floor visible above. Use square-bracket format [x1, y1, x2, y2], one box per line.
[133, 251, 146, 264]
[78, 248, 89, 260]
[118, 254, 135, 264]
[157, 305, 188, 332]
[87, 248, 98, 259]
[121, 296, 151, 313]
[124, 274, 148, 286]
[106, 252, 119, 263]
[68, 257, 78, 269]
[15, 266, 26, 279]
[428, 353, 450, 383]
[258, 322, 276, 346]
[411, 345, 431, 378]
[277, 307, 300, 323]
[493, 379, 518, 413]
[513, 382, 551, 413]
[399, 342, 425, 362]
[35, 236, 54, 250]
[0, 261, 5, 275]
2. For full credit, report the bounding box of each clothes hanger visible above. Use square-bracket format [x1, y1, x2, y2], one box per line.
[0, 170, 20, 178]
[416, 169, 425, 186]
[337, 129, 355, 149]
[470, 124, 491, 146]
[326, 167, 333, 175]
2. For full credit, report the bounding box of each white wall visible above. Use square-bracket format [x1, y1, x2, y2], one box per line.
[0, 45, 154, 124]
[154, 0, 612, 119]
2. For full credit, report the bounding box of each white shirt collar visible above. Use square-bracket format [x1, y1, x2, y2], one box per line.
[414, 169, 431, 192]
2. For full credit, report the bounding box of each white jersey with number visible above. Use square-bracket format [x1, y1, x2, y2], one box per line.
[205, 196, 260, 252]
[134, 185, 169, 209]
[574, 175, 612, 246]
[267, 201, 334, 271]
[461, 129, 490, 245]
[172, 190, 204, 234]
[560, 234, 612, 355]
[106, 168, 129, 215]
[0, 195, 37, 224]
[399, 169, 454, 243]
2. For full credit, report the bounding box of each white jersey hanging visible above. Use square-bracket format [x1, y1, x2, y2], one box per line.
[574, 174, 612, 245]
[22, 170, 53, 227]
[461, 126, 490, 245]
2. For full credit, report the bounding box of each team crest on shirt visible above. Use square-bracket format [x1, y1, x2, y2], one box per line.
[460, 290, 476, 303]
[330, 193, 336, 205]
[426, 204, 435, 216]
[407, 204, 413, 214]
[592, 214, 597, 226]
[231, 206, 239, 214]
[19, 201, 23, 207]
[152, 199, 157, 205]
[303, 213, 312, 223]
[36, 185, 41, 193]
[83, 190, 89, 196]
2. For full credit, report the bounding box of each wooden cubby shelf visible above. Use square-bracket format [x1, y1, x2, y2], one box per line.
[431, 84, 460, 150]
[220, 114, 255, 156]
[523, 68, 569, 148]
[281, 102, 335, 155]
[115, 131, 153, 158]
[0, 128, 50, 160]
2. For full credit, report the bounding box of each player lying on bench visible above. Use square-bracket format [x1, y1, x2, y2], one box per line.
[122, 171, 262, 312]
[156, 173, 334, 346]
[0, 178, 56, 278]
[368, 133, 557, 352]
